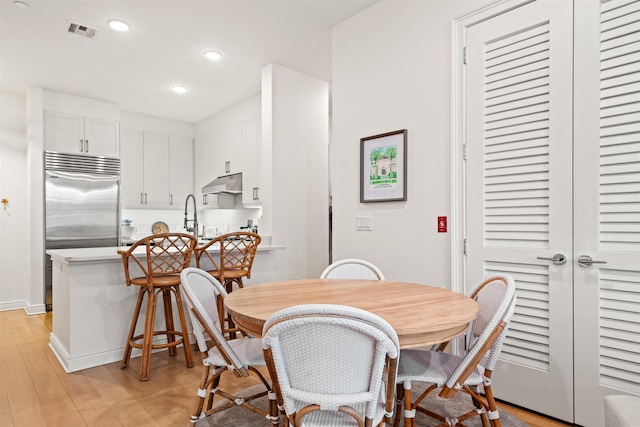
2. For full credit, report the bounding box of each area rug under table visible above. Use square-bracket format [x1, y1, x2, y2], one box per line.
[195, 382, 530, 427]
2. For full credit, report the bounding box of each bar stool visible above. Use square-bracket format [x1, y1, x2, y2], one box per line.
[195, 231, 261, 339]
[118, 232, 197, 381]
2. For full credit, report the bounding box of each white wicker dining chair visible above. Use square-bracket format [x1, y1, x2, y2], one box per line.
[320, 258, 385, 280]
[179, 267, 278, 426]
[394, 274, 517, 427]
[262, 304, 400, 427]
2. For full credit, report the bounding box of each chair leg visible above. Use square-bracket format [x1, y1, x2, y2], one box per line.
[483, 372, 502, 427]
[121, 287, 145, 369]
[139, 288, 158, 381]
[403, 382, 414, 427]
[162, 288, 177, 356]
[393, 383, 403, 427]
[190, 364, 211, 425]
[174, 285, 194, 368]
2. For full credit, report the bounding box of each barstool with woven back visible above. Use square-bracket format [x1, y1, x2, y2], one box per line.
[195, 231, 261, 339]
[118, 232, 197, 381]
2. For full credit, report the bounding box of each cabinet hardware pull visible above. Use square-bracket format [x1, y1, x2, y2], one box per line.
[85, 139, 89, 153]
[536, 253, 567, 265]
[140, 193, 144, 204]
[80, 139, 84, 152]
[144, 193, 148, 204]
[578, 255, 607, 267]
[203, 194, 208, 205]
[170, 194, 173, 205]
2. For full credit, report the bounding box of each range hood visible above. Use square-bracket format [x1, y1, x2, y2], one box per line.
[202, 172, 242, 195]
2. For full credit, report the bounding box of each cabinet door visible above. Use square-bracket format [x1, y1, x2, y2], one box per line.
[213, 129, 229, 177]
[194, 135, 210, 208]
[120, 128, 144, 207]
[142, 132, 170, 207]
[169, 136, 193, 208]
[227, 123, 242, 174]
[241, 115, 261, 206]
[84, 117, 120, 158]
[44, 111, 85, 154]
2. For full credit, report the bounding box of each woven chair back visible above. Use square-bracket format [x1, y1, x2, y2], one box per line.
[262, 304, 399, 425]
[445, 274, 516, 391]
[119, 233, 197, 288]
[196, 231, 261, 278]
[320, 258, 385, 280]
[179, 268, 245, 370]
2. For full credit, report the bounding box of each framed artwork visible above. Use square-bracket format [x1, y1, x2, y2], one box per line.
[360, 129, 407, 203]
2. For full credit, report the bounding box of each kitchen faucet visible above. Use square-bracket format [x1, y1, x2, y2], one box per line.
[184, 194, 198, 239]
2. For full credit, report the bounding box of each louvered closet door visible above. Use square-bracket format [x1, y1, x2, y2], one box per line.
[574, 0, 640, 425]
[465, 1, 574, 422]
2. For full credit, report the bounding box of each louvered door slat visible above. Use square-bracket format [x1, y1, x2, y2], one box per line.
[484, 67, 550, 93]
[486, 76, 549, 100]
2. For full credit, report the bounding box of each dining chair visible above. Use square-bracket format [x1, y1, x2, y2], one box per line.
[320, 258, 385, 280]
[195, 231, 261, 339]
[117, 232, 197, 381]
[262, 304, 400, 427]
[394, 274, 517, 427]
[179, 267, 279, 426]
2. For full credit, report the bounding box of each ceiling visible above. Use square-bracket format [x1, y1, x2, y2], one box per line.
[0, 0, 378, 123]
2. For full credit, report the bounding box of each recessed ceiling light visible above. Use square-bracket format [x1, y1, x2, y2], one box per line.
[108, 19, 130, 32]
[204, 50, 223, 61]
[172, 85, 188, 94]
[14, 1, 29, 8]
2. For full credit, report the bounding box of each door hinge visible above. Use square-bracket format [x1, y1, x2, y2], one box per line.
[463, 47, 467, 65]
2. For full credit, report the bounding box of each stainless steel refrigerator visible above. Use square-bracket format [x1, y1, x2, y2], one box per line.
[44, 151, 121, 311]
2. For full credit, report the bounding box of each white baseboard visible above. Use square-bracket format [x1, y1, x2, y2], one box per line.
[0, 300, 46, 315]
[48, 332, 188, 373]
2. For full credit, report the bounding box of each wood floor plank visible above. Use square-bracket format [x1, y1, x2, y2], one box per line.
[0, 310, 570, 427]
[13, 316, 87, 426]
[0, 313, 50, 426]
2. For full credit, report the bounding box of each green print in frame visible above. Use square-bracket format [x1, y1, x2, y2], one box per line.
[360, 129, 407, 202]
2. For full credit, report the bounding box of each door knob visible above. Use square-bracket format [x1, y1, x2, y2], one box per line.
[537, 253, 567, 265]
[578, 255, 607, 267]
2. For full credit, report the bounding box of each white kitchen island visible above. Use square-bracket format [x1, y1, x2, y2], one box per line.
[46, 243, 284, 373]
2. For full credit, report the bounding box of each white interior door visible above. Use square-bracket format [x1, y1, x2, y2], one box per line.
[464, 0, 574, 422]
[573, 0, 640, 425]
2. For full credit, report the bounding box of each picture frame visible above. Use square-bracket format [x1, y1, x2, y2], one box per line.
[360, 129, 407, 203]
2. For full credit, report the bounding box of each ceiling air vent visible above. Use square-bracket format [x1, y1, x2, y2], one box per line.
[65, 21, 98, 38]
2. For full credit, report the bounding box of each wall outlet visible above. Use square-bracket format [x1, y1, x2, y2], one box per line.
[356, 216, 372, 231]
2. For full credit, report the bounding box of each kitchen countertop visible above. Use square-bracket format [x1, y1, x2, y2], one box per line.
[46, 243, 284, 263]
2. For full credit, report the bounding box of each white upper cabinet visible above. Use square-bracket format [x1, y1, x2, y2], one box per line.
[121, 127, 190, 209]
[45, 111, 120, 158]
[169, 136, 194, 208]
[120, 128, 145, 207]
[214, 124, 242, 176]
[194, 133, 235, 209]
[142, 132, 170, 207]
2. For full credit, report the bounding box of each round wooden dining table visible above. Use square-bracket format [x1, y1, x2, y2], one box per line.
[224, 278, 479, 349]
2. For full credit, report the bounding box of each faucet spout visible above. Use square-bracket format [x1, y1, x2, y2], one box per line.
[184, 194, 198, 239]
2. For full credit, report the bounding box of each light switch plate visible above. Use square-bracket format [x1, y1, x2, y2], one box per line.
[356, 216, 372, 231]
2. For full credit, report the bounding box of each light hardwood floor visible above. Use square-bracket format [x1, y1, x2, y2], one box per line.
[0, 310, 570, 426]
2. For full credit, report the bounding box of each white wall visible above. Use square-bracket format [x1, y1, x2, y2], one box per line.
[0, 92, 31, 310]
[262, 64, 330, 278]
[331, 0, 486, 287]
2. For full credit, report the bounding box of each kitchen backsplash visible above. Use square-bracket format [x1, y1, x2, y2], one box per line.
[121, 207, 262, 237]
